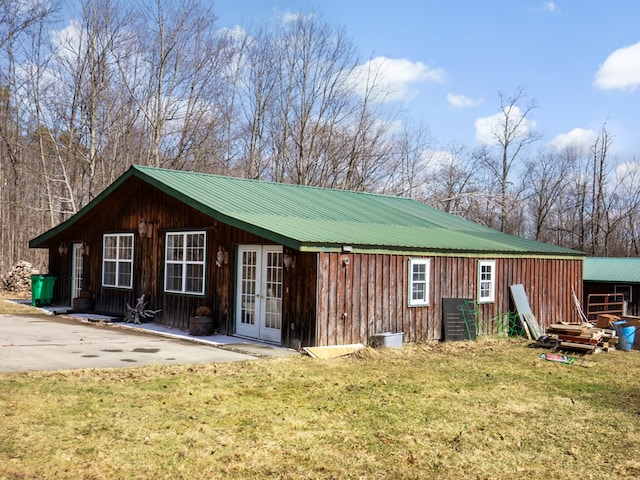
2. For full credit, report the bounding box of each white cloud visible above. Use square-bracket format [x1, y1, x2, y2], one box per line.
[50, 18, 84, 61]
[615, 161, 640, 190]
[550, 128, 597, 150]
[594, 40, 640, 91]
[615, 161, 638, 179]
[447, 93, 483, 110]
[425, 149, 458, 170]
[282, 11, 315, 23]
[350, 56, 444, 103]
[219, 24, 247, 42]
[543, 2, 559, 13]
[474, 106, 536, 145]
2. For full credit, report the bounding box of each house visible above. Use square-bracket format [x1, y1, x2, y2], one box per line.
[29, 165, 584, 347]
[583, 257, 640, 318]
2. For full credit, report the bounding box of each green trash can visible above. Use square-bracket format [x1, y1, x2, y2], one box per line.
[31, 275, 56, 307]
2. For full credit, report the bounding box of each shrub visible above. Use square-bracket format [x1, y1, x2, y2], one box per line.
[195, 305, 212, 317]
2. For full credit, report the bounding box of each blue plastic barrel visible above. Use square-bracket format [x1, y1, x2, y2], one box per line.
[613, 321, 637, 351]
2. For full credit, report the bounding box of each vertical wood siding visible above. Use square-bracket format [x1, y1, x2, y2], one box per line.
[315, 253, 583, 346]
[44, 177, 277, 332]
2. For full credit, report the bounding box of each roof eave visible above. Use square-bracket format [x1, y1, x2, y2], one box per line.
[296, 244, 585, 258]
[28, 165, 305, 250]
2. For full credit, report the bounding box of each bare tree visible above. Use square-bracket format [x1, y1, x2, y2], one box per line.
[588, 125, 613, 254]
[115, 0, 228, 169]
[523, 149, 570, 242]
[0, 0, 56, 272]
[266, 12, 394, 189]
[477, 87, 540, 233]
[425, 142, 479, 215]
[230, 27, 279, 179]
[615, 159, 640, 255]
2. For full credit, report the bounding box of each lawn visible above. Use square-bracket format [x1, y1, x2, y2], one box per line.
[1, 296, 639, 479]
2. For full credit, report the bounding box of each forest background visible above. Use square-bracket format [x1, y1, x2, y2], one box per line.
[2, 0, 639, 275]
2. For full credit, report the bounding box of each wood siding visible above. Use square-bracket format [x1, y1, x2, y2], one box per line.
[315, 253, 583, 346]
[45, 177, 276, 332]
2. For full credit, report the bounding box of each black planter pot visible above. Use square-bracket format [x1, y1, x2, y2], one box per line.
[189, 316, 214, 336]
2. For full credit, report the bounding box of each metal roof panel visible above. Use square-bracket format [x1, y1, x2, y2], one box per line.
[30, 165, 584, 258]
[584, 257, 640, 283]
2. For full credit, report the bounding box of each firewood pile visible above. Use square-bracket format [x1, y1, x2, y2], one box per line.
[546, 321, 618, 353]
[1, 261, 35, 293]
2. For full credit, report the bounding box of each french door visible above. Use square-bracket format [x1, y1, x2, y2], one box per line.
[71, 243, 84, 301]
[235, 245, 283, 343]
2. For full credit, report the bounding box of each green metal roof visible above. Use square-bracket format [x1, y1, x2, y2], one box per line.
[584, 257, 640, 283]
[30, 165, 584, 257]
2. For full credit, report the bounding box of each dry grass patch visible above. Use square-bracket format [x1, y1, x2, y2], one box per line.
[1, 336, 639, 479]
[0, 292, 41, 315]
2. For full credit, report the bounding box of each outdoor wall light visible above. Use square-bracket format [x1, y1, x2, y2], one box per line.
[138, 218, 153, 238]
[283, 252, 296, 270]
[80, 241, 89, 256]
[216, 246, 228, 267]
[58, 242, 68, 256]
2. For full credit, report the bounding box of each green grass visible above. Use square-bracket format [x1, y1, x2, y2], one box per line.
[1, 337, 639, 479]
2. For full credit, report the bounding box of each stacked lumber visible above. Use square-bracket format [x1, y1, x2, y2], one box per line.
[546, 323, 618, 352]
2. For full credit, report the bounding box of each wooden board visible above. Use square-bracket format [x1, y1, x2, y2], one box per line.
[442, 298, 477, 341]
[559, 341, 597, 352]
[548, 323, 589, 334]
[303, 343, 365, 359]
[523, 312, 544, 340]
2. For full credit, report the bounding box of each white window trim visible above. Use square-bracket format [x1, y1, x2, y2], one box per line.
[408, 258, 430, 307]
[477, 259, 496, 304]
[102, 233, 134, 289]
[164, 231, 206, 295]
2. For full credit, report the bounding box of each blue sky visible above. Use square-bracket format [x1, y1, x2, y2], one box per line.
[214, 0, 640, 158]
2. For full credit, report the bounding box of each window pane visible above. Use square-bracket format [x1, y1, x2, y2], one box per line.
[119, 236, 133, 260]
[104, 261, 116, 286]
[481, 266, 492, 281]
[165, 263, 183, 291]
[185, 264, 204, 293]
[412, 283, 425, 301]
[104, 236, 117, 260]
[118, 262, 132, 287]
[166, 234, 183, 261]
[186, 238, 204, 262]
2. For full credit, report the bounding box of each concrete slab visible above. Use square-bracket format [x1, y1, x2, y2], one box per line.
[0, 313, 292, 372]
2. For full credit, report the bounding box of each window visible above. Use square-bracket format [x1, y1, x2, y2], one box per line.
[615, 285, 632, 303]
[165, 231, 206, 295]
[408, 258, 430, 306]
[102, 233, 134, 288]
[478, 260, 496, 303]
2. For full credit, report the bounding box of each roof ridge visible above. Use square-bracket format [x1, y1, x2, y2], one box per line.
[132, 164, 419, 202]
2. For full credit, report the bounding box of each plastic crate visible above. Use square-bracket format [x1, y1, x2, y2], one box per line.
[369, 332, 404, 349]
